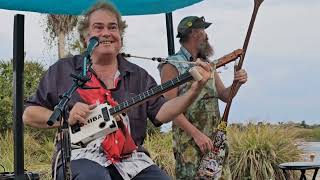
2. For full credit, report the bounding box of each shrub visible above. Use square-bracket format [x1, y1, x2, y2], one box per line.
[144, 131, 175, 178]
[0, 60, 46, 134]
[228, 124, 302, 180]
[0, 131, 54, 180]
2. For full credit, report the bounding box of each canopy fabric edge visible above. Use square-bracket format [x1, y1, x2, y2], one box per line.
[0, 0, 203, 15]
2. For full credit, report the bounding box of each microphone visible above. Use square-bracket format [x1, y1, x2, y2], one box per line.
[47, 37, 100, 126]
[84, 36, 99, 57]
[82, 36, 99, 76]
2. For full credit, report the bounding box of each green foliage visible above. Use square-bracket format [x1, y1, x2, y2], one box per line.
[23, 61, 46, 100]
[310, 128, 320, 141]
[70, 39, 85, 54]
[146, 119, 161, 135]
[228, 124, 302, 180]
[290, 127, 313, 140]
[144, 124, 307, 179]
[44, 15, 79, 58]
[0, 60, 46, 134]
[0, 123, 312, 180]
[0, 131, 54, 180]
[284, 126, 320, 142]
[0, 61, 13, 133]
[301, 120, 308, 128]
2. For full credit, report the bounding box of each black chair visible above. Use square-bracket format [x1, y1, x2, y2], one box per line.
[278, 162, 320, 180]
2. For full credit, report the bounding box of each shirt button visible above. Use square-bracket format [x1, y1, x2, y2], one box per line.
[115, 140, 118, 144]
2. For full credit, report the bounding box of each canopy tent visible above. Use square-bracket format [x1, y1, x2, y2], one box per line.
[0, 0, 202, 15]
[0, 0, 204, 179]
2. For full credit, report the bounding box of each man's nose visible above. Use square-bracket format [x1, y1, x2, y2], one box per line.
[100, 27, 112, 37]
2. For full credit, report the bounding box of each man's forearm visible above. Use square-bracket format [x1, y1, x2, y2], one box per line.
[173, 114, 202, 137]
[23, 106, 60, 129]
[156, 88, 200, 123]
[220, 83, 242, 102]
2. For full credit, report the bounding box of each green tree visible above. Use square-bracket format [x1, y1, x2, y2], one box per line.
[45, 15, 78, 59]
[70, 38, 85, 54]
[0, 60, 46, 133]
[301, 120, 307, 128]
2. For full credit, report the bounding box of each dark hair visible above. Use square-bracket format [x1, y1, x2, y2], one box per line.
[179, 29, 192, 44]
[78, 1, 127, 47]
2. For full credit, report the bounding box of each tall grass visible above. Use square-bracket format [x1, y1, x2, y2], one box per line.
[144, 131, 175, 178]
[0, 130, 175, 179]
[285, 127, 320, 141]
[1, 124, 309, 180]
[228, 124, 302, 180]
[310, 128, 320, 141]
[0, 131, 54, 180]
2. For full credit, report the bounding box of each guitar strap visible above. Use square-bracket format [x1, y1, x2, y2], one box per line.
[77, 72, 137, 163]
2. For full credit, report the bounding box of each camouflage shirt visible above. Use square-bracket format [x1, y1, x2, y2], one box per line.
[159, 46, 230, 180]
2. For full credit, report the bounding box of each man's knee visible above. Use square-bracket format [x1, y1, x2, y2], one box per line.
[74, 170, 110, 180]
[57, 159, 111, 180]
[134, 165, 171, 180]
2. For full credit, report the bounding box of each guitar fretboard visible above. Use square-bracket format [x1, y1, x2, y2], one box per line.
[109, 71, 193, 115]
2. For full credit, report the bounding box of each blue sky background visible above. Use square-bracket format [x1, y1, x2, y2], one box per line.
[0, 0, 319, 125]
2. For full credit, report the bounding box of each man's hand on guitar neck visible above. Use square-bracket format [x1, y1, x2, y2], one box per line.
[193, 130, 214, 153]
[234, 69, 247, 85]
[189, 58, 212, 92]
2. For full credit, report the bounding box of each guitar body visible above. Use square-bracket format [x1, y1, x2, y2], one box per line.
[196, 129, 227, 179]
[70, 103, 118, 145]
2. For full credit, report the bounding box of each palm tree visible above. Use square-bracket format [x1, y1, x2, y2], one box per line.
[45, 15, 78, 59]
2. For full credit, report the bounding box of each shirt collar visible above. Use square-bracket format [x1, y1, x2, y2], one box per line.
[117, 54, 135, 75]
[74, 54, 134, 75]
[180, 46, 193, 61]
[74, 55, 84, 70]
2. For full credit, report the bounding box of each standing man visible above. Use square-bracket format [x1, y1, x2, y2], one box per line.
[23, 4, 212, 180]
[159, 16, 248, 179]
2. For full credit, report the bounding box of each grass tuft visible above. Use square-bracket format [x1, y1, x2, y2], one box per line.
[144, 131, 175, 178]
[0, 131, 53, 180]
[228, 124, 302, 180]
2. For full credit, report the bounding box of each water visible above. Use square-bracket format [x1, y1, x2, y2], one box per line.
[303, 142, 320, 162]
[300, 142, 320, 178]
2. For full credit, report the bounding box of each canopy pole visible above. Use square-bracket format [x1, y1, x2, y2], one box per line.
[165, 13, 175, 55]
[13, 14, 25, 180]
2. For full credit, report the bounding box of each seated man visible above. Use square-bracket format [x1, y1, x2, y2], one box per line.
[22, 2, 212, 180]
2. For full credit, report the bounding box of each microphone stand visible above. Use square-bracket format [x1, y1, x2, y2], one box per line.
[47, 54, 93, 180]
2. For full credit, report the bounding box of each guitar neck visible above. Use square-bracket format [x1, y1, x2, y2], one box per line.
[109, 49, 242, 116]
[212, 49, 243, 69]
[109, 71, 193, 116]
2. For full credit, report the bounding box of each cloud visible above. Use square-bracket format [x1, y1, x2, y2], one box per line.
[0, 10, 57, 66]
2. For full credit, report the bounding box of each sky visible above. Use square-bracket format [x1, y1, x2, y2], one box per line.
[0, 0, 319, 125]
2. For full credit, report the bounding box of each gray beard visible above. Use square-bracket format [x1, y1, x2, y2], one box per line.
[198, 41, 214, 60]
